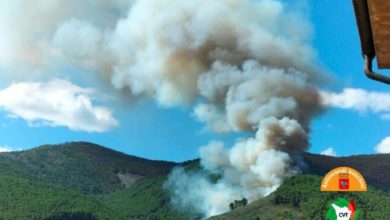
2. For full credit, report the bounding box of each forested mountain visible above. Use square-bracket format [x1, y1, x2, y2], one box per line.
[0, 142, 388, 219]
[0, 142, 176, 194]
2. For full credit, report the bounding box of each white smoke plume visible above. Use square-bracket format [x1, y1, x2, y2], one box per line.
[0, 0, 325, 217]
[126, 0, 323, 217]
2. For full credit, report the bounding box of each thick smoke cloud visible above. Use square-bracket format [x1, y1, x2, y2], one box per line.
[107, 0, 320, 107]
[128, 0, 324, 217]
[1, 0, 325, 217]
[0, 0, 129, 65]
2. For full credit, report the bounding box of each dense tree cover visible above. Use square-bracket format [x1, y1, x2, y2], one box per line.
[43, 212, 97, 220]
[0, 142, 176, 194]
[0, 173, 119, 220]
[0, 143, 200, 220]
[103, 175, 198, 220]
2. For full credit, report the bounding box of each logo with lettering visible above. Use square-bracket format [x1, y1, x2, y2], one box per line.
[321, 167, 367, 192]
[326, 197, 361, 220]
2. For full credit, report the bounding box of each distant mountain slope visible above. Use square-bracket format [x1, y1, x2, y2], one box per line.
[0, 142, 176, 194]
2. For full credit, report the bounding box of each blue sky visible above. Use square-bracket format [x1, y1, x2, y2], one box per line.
[0, 0, 389, 162]
[310, 0, 389, 157]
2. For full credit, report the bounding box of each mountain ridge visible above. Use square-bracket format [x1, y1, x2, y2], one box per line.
[0, 141, 177, 194]
[0, 141, 389, 219]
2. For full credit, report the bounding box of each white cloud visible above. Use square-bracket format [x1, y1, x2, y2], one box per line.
[375, 137, 390, 154]
[320, 147, 337, 156]
[0, 146, 12, 153]
[0, 79, 118, 132]
[321, 88, 390, 119]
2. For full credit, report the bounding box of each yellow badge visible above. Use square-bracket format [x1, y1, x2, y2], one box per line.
[320, 167, 367, 192]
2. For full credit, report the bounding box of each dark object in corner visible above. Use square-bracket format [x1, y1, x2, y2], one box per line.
[353, 0, 390, 84]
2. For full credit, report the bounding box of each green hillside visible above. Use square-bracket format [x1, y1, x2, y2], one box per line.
[0, 142, 191, 219]
[212, 175, 390, 220]
[103, 175, 195, 220]
[213, 154, 390, 219]
[0, 142, 389, 219]
[0, 172, 119, 220]
[0, 142, 176, 194]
